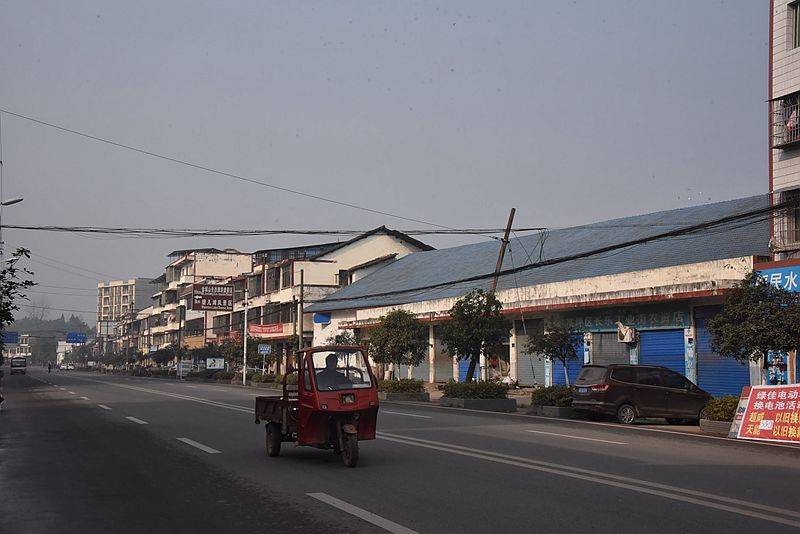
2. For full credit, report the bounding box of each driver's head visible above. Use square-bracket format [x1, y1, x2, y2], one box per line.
[325, 353, 338, 370]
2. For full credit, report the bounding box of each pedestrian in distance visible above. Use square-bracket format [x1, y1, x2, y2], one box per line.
[48, 362, 52, 373]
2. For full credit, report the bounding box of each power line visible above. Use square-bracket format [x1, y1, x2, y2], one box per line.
[34, 284, 97, 292]
[29, 251, 119, 278]
[28, 259, 104, 281]
[0, 108, 462, 231]
[4, 224, 546, 239]
[27, 289, 98, 298]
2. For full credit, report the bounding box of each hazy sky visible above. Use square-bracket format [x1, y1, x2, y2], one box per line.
[0, 0, 768, 325]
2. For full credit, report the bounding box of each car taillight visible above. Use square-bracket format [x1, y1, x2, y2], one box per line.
[590, 385, 610, 392]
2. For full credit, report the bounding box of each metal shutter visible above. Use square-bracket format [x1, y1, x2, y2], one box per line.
[516, 335, 546, 387]
[591, 332, 630, 366]
[458, 358, 472, 382]
[696, 317, 750, 397]
[639, 330, 685, 375]
[552, 341, 585, 385]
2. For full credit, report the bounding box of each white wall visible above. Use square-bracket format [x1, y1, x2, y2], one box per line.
[195, 252, 252, 279]
[772, 0, 800, 192]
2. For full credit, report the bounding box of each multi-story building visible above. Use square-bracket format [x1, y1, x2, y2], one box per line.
[97, 278, 157, 333]
[770, 0, 800, 256]
[116, 248, 252, 355]
[3, 333, 31, 360]
[212, 227, 433, 371]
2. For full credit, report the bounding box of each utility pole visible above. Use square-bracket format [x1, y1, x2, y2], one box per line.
[242, 287, 249, 386]
[490, 208, 516, 294]
[298, 269, 304, 353]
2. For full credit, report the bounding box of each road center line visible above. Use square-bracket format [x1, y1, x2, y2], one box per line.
[176, 437, 221, 454]
[382, 411, 433, 419]
[97, 404, 112, 410]
[377, 432, 800, 527]
[125, 416, 148, 425]
[524, 429, 627, 445]
[308, 493, 418, 534]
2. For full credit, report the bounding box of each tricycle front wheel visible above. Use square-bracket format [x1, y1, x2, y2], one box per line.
[341, 433, 358, 467]
[266, 423, 282, 457]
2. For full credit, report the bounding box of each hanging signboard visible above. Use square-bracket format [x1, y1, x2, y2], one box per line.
[248, 323, 284, 336]
[206, 357, 225, 370]
[737, 384, 800, 443]
[2, 331, 19, 344]
[66, 332, 87, 344]
[191, 284, 234, 311]
[258, 344, 272, 355]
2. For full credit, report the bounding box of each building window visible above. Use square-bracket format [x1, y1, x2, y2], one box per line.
[337, 269, 351, 287]
[774, 189, 800, 251]
[281, 265, 292, 288]
[771, 92, 800, 148]
[791, 1, 800, 49]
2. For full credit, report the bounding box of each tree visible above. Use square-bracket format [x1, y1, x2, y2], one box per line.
[708, 272, 800, 363]
[218, 337, 262, 368]
[326, 329, 359, 346]
[367, 310, 428, 379]
[525, 322, 583, 386]
[441, 289, 512, 382]
[0, 248, 35, 360]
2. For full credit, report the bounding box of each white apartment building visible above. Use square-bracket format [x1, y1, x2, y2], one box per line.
[770, 0, 800, 257]
[97, 278, 157, 330]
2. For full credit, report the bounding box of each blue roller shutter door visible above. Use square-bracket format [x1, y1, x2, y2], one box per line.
[458, 359, 473, 382]
[639, 330, 685, 375]
[696, 317, 750, 397]
[552, 341, 585, 385]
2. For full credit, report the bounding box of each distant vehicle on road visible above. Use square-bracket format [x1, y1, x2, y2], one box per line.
[10, 356, 27, 375]
[254, 345, 379, 467]
[571, 364, 711, 425]
[61, 363, 75, 371]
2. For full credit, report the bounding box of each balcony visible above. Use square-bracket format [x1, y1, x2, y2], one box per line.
[772, 191, 800, 252]
[771, 93, 800, 149]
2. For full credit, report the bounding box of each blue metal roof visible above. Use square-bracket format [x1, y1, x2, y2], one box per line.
[308, 195, 771, 312]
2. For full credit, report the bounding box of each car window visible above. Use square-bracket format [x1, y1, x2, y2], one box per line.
[611, 367, 635, 383]
[575, 366, 606, 385]
[634, 368, 662, 386]
[660, 370, 688, 389]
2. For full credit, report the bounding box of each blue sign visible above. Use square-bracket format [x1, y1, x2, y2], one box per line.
[757, 266, 800, 292]
[2, 331, 19, 344]
[66, 332, 87, 344]
[258, 344, 272, 355]
[313, 313, 331, 324]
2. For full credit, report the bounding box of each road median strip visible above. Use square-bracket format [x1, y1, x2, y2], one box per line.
[377, 431, 800, 528]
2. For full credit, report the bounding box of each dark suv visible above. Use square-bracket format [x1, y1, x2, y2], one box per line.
[571, 364, 711, 425]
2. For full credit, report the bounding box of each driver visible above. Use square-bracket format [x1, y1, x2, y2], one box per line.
[315, 353, 352, 390]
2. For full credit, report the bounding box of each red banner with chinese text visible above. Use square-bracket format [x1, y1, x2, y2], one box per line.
[737, 385, 800, 443]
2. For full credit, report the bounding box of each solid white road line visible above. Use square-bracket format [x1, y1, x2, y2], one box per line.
[377, 432, 800, 528]
[381, 411, 433, 419]
[125, 416, 148, 425]
[308, 493, 418, 534]
[97, 404, 112, 410]
[176, 437, 221, 454]
[524, 429, 627, 445]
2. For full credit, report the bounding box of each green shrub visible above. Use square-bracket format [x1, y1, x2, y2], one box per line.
[530, 385, 574, 407]
[273, 373, 298, 385]
[378, 379, 425, 393]
[701, 395, 738, 422]
[212, 370, 235, 380]
[442, 380, 508, 399]
[251, 373, 276, 383]
[188, 369, 216, 379]
[149, 368, 170, 377]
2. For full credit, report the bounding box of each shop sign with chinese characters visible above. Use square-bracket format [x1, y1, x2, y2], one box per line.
[737, 385, 800, 443]
[191, 284, 234, 311]
[756, 264, 800, 292]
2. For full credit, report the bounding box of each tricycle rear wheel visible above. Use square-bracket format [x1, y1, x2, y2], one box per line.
[266, 423, 281, 457]
[341, 433, 358, 467]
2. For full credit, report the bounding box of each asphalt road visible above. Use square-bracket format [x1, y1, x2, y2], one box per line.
[2, 368, 800, 534]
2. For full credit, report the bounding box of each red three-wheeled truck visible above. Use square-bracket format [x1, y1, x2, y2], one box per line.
[254, 345, 379, 467]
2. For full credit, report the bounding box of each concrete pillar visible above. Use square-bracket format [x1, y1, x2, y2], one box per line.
[428, 325, 435, 383]
[509, 326, 518, 381]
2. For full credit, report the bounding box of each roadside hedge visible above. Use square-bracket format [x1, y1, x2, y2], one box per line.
[701, 395, 738, 422]
[251, 373, 276, 383]
[273, 373, 298, 385]
[378, 379, 424, 393]
[149, 368, 171, 377]
[443, 380, 508, 399]
[530, 385, 574, 408]
[212, 371, 235, 380]
[188, 369, 216, 379]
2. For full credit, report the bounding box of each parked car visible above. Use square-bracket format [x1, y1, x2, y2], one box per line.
[571, 364, 711, 425]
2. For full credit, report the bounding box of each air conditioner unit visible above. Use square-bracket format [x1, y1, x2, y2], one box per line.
[615, 321, 636, 344]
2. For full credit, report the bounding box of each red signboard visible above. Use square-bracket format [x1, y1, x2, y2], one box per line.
[737, 384, 800, 443]
[191, 284, 234, 311]
[248, 323, 284, 336]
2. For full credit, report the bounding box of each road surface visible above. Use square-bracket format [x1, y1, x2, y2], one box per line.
[2, 369, 799, 534]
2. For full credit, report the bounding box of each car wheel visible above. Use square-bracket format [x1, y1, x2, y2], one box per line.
[617, 404, 636, 425]
[266, 423, 281, 457]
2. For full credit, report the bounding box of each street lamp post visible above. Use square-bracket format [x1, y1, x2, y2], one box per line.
[242, 287, 248, 386]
